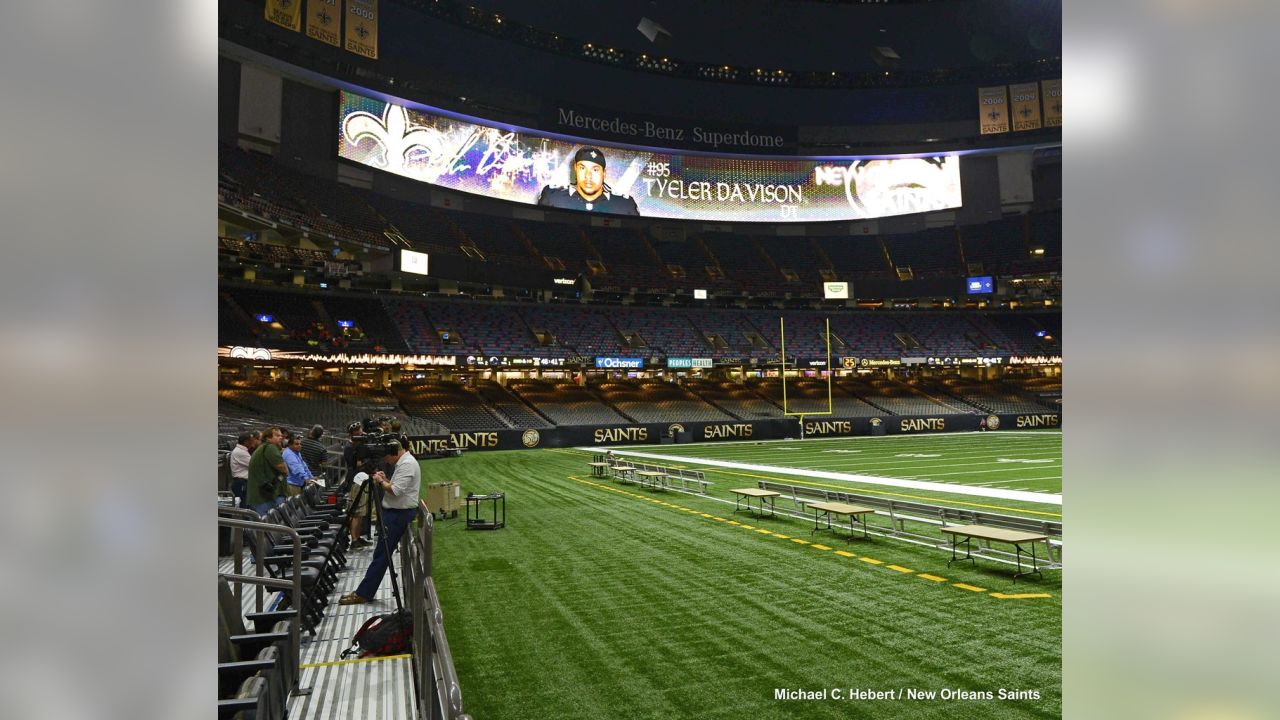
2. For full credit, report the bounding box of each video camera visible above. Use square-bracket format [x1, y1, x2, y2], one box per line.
[351, 431, 401, 462]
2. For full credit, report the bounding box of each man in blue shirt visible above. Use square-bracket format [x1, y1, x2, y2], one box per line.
[282, 435, 315, 497]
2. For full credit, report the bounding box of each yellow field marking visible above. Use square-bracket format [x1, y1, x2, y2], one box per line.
[811, 544, 833, 551]
[727, 521, 742, 526]
[887, 565, 915, 574]
[772, 533, 791, 539]
[739, 524, 754, 529]
[953, 583, 988, 593]
[834, 550, 857, 558]
[713, 517, 728, 522]
[859, 557, 884, 565]
[791, 538, 810, 545]
[991, 593, 1053, 600]
[700, 513, 714, 518]
[917, 574, 948, 582]
[755, 528, 772, 534]
[301, 653, 412, 669]
[695, 467, 1061, 518]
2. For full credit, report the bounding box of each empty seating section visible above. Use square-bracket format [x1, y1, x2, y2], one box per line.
[827, 313, 903, 356]
[473, 380, 554, 429]
[765, 237, 832, 284]
[321, 295, 409, 351]
[927, 378, 1056, 414]
[684, 379, 784, 419]
[358, 192, 468, 258]
[520, 305, 625, 357]
[686, 309, 772, 360]
[895, 314, 979, 355]
[621, 307, 710, 356]
[698, 233, 785, 293]
[651, 239, 729, 290]
[508, 379, 631, 425]
[590, 227, 671, 289]
[814, 235, 892, 277]
[882, 227, 961, 276]
[960, 217, 1027, 274]
[747, 378, 882, 417]
[520, 222, 594, 273]
[225, 287, 325, 347]
[594, 380, 735, 423]
[219, 380, 363, 429]
[219, 145, 389, 247]
[841, 378, 967, 415]
[382, 298, 447, 353]
[450, 213, 536, 266]
[969, 313, 1058, 354]
[391, 382, 510, 431]
[746, 312, 833, 358]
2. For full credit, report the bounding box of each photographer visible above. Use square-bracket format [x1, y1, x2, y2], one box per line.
[340, 439, 421, 605]
[342, 421, 368, 546]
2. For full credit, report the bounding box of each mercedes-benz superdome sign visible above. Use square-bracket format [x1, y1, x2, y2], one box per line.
[338, 91, 963, 223]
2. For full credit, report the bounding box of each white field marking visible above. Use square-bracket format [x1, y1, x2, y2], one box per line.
[914, 464, 1061, 478]
[996, 458, 1057, 464]
[778, 457, 1062, 474]
[596, 430, 1061, 451]
[578, 448, 1062, 505]
[821, 449, 863, 454]
[895, 453, 941, 458]
[647, 438, 1060, 460]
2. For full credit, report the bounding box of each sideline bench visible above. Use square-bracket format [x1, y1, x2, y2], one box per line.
[941, 525, 1049, 580]
[756, 480, 1062, 567]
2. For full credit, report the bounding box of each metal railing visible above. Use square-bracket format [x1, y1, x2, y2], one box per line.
[217, 512, 307, 693]
[400, 501, 470, 720]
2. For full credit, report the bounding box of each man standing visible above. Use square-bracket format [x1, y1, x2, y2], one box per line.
[247, 427, 287, 516]
[301, 425, 328, 477]
[228, 430, 259, 508]
[339, 440, 421, 605]
[537, 147, 640, 216]
[282, 435, 315, 497]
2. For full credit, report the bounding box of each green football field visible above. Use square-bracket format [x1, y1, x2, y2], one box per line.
[423, 433, 1062, 720]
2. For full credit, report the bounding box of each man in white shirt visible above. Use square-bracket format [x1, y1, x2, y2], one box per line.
[228, 430, 259, 508]
[340, 440, 421, 605]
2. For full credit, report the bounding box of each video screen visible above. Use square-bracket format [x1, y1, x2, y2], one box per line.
[966, 276, 995, 294]
[338, 91, 963, 223]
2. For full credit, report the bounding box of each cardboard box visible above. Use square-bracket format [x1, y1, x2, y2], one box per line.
[426, 481, 461, 517]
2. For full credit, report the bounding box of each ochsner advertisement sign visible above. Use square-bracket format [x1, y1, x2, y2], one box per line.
[338, 91, 962, 223]
[595, 357, 644, 369]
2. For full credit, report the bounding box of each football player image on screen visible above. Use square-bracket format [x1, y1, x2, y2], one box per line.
[537, 147, 640, 216]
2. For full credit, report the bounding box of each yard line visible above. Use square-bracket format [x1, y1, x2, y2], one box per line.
[582, 447, 1062, 505]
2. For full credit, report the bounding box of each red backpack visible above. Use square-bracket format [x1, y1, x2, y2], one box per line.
[341, 610, 413, 659]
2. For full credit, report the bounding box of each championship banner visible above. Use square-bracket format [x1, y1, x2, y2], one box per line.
[1009, 82, 1043, 132]
[337, 91, 963, 223]
[306, 0, 341, 47]
[978, 86, 1010, 135]
[1041, 79, 1062, 128]
[265, 0, 302, 31]
[344, 0, 378, 59]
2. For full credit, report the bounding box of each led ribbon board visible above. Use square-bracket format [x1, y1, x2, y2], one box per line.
[338, 91, 963, 223]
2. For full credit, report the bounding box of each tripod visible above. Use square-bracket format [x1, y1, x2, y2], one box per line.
[361, 466, 406, 613]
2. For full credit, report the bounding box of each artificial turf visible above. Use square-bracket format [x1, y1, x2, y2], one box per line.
[423, 445, 1061, 720]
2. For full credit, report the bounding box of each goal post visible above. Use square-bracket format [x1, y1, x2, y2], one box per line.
[780, 317, 833, 418]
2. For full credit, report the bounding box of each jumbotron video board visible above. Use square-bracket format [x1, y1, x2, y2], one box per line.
[337, 91, 963, 223]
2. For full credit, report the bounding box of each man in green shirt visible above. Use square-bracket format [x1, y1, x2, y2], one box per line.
[247, 426, 288, 516]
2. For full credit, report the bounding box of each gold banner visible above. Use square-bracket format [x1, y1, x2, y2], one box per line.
[344, 0, 378, 59]
[979, 86, 1010, 134]
[306, 0, 341, 46]
[1009, 82, 1042, 131]
[265, 0, 302, 31]
[1041, 79, 1062, 128]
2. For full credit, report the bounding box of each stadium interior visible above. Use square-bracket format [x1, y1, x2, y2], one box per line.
[219, 1, 1062, 719]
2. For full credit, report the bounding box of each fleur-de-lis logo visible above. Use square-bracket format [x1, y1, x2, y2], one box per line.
[317, 10, 331, 25]
[343, 103, 439, 173]
[987, 110, 1000, 121]
[1019, 107, 1033, 118]
[356, 25, 369, 39]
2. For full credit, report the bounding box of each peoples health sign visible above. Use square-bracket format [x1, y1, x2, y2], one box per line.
[595, 357, 644, 369]
[667, 357, 714, 369]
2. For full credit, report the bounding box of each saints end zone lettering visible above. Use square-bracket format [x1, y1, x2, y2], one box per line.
[899, 418, 946, 433]
[593, 427, 648, 444]
[409, 433, 498, 453]
[1016, 414, 1060, 428]
[703, 423, 752, 440]
[804, 420, 852, 436]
